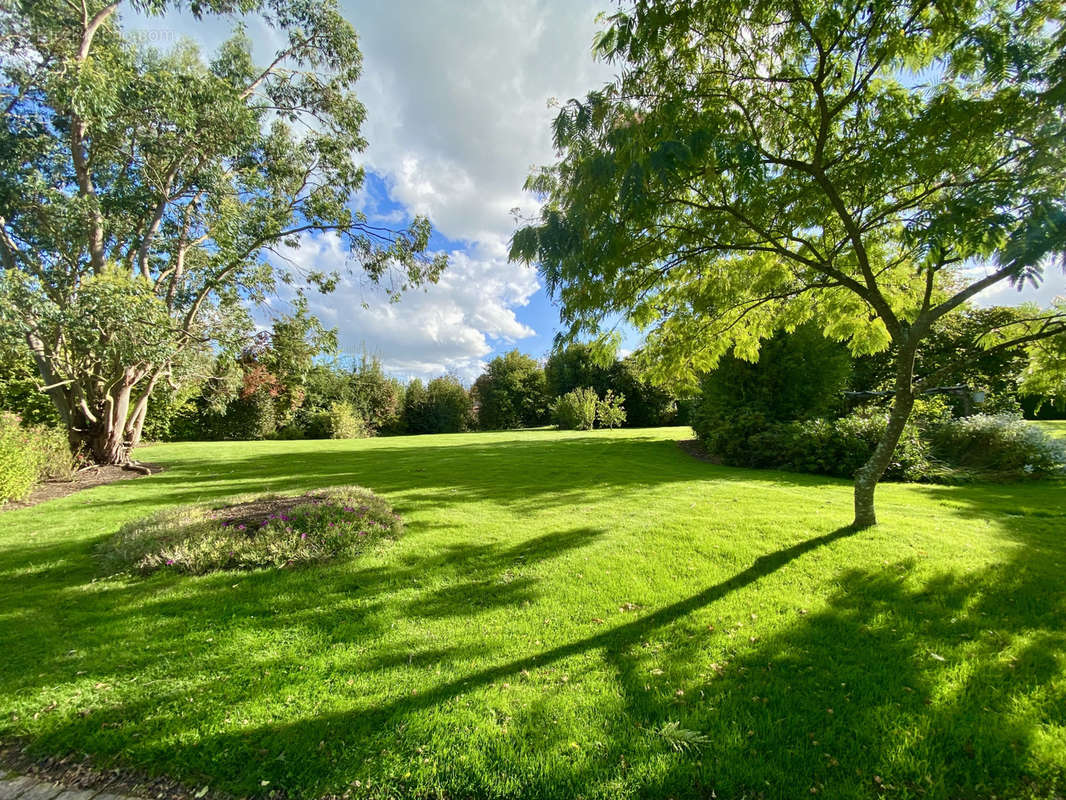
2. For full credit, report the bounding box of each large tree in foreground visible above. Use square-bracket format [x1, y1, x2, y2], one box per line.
[0, 0, 445, 465]
[512, 0, 1066, 527]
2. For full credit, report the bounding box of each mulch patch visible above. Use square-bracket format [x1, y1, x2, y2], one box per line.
[2, 463, 165, 512]
[677, 438, 722, 464]
[0, 742, 215, 800]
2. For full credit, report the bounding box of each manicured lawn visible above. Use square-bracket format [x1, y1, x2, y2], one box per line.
[1036, 419, 1066, 439]
[1, 428, 1064, 800]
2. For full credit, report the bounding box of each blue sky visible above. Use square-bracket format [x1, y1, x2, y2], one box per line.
[125, 1, 1062, 383]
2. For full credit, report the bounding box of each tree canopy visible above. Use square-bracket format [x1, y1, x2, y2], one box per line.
[0, 0, 445, 463]
[512, 0, 1066, 526]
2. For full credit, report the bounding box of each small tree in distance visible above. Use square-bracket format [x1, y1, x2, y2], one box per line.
[512, 0, 1066, 527]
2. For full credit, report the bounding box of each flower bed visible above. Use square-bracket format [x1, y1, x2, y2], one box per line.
[99, 486, 402, 575]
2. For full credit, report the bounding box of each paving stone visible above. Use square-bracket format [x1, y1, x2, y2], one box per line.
[0, 776, 39, 800]
[12, 782, 63, 800]
[91, 793, 133, 800]
[53, 790, 99, 800]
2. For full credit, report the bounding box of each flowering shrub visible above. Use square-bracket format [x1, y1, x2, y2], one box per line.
[928, 414, 1066, 478]
[100, 486, 402, 575]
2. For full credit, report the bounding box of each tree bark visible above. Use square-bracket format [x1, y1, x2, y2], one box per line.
[851, 342, 918, 528]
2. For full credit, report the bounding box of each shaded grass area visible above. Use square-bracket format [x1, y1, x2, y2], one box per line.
[1, 428, 1064, 800]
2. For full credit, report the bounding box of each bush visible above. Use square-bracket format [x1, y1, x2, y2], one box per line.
[596, 390, 627, 429]
[99, 486, 402, 575]
[696, 406, 1064, 483]
[551, 387, 599, 430]
[327, 401, 367, 439]
[928, 415, 1066, 478]
[695, 325, 851, 432]
[0, 413, 74, 503]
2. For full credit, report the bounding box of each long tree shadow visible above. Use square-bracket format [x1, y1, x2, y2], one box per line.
[15, 525, 861, 798]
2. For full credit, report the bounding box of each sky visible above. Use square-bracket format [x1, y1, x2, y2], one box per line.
[125, 2, 1063, 384]
[127, 1, 617, 383]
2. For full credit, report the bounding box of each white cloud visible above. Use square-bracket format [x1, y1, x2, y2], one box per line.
[124, 0, 612, 379]
[264, 233, 540, 383]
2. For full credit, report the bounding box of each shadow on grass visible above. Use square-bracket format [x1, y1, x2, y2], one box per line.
[3, 433, 1065, 798]
[86, 434, 849, 514]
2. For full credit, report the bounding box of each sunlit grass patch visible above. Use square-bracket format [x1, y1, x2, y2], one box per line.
[98, 486, 401, 575]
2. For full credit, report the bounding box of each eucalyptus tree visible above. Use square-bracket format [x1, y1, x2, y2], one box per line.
[512, 0, 1066, 527]
[0, 0, 445, 464]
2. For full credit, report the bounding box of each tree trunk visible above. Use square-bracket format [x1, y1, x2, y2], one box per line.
[852, 343, 918, 528]
[71, 382, 136, 466]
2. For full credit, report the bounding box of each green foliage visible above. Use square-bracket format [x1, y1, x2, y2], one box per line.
[596, 389, 627, 429]
[424, 376, 474, 434]
[401, 377, 472, 434]
[320, 401, 367, 440]
[609, 358, 677, 427]
[694, 327, 851, 440]
[0, 0, 443, 462]
[473, 350, 548, 430]
[0, 412, 43, 502]
[0, 344, 60, 426]
[698, 408, 1065, 482]
[99, 487, 402, 575]
[653, 721, 711, 754]
[551, 387, 599, 430]
[545, 343, 614, 398]
[929, 415, 1066, 478]
[0, 412, 73, 502]
[545, 344, 679, 427]
[349, 356, 403, 433]
[402, 379, 430, 434]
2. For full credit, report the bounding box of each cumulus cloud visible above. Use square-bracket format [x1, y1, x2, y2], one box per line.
[125, 0, 612, 380]
[264, 233, 540, 383]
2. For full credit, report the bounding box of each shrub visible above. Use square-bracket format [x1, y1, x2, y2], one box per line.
[695, 324, 851, 431]
[327, 401, 367, 439]
[99, 486, 403, 575]
[0, 412, 40, 502]
[551, 387, 599, 430]
[596, 390, 627, 429]
[696, 406, 1064, 483]
[35, 425, 75, 481]
[0, 413, 74, 503]
[928, 415, 1066, 478]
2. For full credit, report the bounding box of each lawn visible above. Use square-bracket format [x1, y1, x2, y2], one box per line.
[1037, 419, 1066, 439]
[1, 427, 1064, 800]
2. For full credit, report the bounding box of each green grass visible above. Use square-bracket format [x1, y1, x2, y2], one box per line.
[1036, 419, 1066, 439]
[1, 427, 1064, 800]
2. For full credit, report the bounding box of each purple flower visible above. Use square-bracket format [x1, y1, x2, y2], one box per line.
[237, 524, 246, 531]
[300, 533, 307, 540]
[222, 521, 229, 527]
[166, 559, 174, 565]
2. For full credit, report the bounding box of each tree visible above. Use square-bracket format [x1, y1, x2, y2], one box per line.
[349, 355, 404, 433]
[402, 378, 430, 434]
[544, 343, 614, 399]
[851, 306, 1035, 412]
[699, 325, 852, 426]
[424, 376, 473, 434]
[472, 350, 548, 429]
[512, 0, 1066, 527]
[0, 0, 445, 464]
